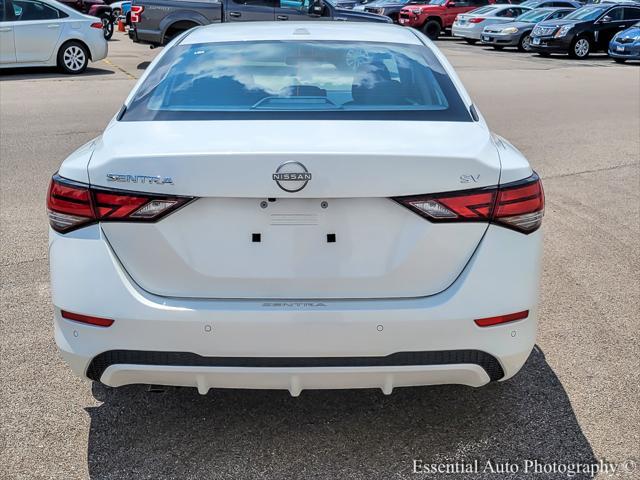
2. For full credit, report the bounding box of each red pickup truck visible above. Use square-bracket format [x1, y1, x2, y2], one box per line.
[399, 0, 501, 39]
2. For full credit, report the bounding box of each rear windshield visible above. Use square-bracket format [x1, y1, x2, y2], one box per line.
[516, 9, 552, 22]
[122, 40, 471, 122]
[469, 6, 499, 15]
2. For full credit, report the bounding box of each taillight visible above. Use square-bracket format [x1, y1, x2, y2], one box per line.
[393, 173, 544, 234]
[493, 175, 544, 233]
[130, 5, 143, 23]
[90, 22, 103, 29]
[47, 174, 193, 233]
[469, 17, 485, 23]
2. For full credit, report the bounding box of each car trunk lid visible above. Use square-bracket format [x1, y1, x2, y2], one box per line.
[89, 120, 500, 299]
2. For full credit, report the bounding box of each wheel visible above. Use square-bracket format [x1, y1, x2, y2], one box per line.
[112, 7, 121, 16]
[613, 58, 626, 64]
[57, 41, 89, 74]
[518, 33, 532, 52]
[569, 36, 591, 59]
[492, 45, 504, 50]
[422, 20, 441, 41]
[102, 17, 114, 40]
[465, 38, 478, 45]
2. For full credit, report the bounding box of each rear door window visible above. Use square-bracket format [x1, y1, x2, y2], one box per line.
[623, 7, 640, 20]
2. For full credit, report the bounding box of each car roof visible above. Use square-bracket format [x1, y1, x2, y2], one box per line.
[181, 22, 424, 46]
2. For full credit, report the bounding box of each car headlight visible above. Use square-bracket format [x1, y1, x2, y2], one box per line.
[634, 35, 640, 42]
[554, 25, 572, 38]
[501, 27, 519, 34]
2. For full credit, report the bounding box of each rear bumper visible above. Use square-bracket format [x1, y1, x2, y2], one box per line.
[128, 27, 162, 46]
[452, 24, 483, 40]
[51, 224, 542, 394]
[79, 350, 504, 395]
[88, 36, 108, 62]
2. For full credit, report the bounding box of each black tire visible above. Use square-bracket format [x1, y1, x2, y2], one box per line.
[465, 38, 478, 45]
[102, 17, 114, 40]
[163, 21, 199, 44]
[492, 45, 504, 50]
[569, 36, 591, 59]
[518, 33, 532, 52]
[613, 58, 626, 64]
[57, 41, 89, 74]
[112, 7, 121, 16]
[422, 20, 441, 40]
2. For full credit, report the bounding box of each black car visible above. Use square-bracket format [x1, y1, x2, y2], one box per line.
[529, 1, 640, 58]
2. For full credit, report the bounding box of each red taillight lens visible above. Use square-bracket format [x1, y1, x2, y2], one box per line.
[130, 5, 143, 23]
[493, 177, 544, 232]
[47, 175, 193, 233]
[469, 17, 484, 23]
[90, 22, 103, 29]
[398, 190, 495, 221]
[47, 178, 94, 232]
[393, 173, 544, 234]
[61, 310, 114, 327]
[475, 310, 529, 327]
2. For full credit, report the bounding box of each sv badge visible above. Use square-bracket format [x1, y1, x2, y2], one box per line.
[460, 174, 480, 184]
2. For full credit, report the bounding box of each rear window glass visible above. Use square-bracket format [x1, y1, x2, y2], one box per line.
[122, 40, 471, 122]
[469, 6, 499, 15]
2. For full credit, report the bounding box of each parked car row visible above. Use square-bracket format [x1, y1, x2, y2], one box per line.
[528, 2, 640, 58]
[480, 7, 574, 51]
[121, 0, 638, 63]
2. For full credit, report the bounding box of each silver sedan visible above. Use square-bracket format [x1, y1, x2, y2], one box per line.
[481, 7, 575, 52]
[452, 5, 531, 43]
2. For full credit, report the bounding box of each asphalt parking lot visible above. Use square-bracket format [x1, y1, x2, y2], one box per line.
[1, 32, 638, 480]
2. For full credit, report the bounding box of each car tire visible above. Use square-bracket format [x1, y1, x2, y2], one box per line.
[57, 41, 89, 75]
[102, 17, 114, 40]
[422, 20, 441, 40]
[569, 36, 591, 59]
[465, 38, 478, 45]
[613, 58, 626, 64]
[492, 45, 504, 50]
[518, 33, 532, 52]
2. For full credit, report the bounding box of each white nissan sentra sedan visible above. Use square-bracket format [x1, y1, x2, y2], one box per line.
[48, 22, 544, 396]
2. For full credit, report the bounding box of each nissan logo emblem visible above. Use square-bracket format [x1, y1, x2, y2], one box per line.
[272, 161, 312, 193]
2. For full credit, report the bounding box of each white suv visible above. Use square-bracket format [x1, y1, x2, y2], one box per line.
[48, 22, 544, 396]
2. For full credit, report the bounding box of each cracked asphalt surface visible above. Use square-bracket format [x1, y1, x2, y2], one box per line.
[1, 33, 638, 480]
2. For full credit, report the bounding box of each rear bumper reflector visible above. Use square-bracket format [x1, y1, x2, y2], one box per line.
[86, 349, 505, 383]
[61, 310, 114, 327]
[474, 310, 529, 327]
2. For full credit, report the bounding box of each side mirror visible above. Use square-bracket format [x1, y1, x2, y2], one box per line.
[600, 15, 612, 23]
[448, 1, 457, 7]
